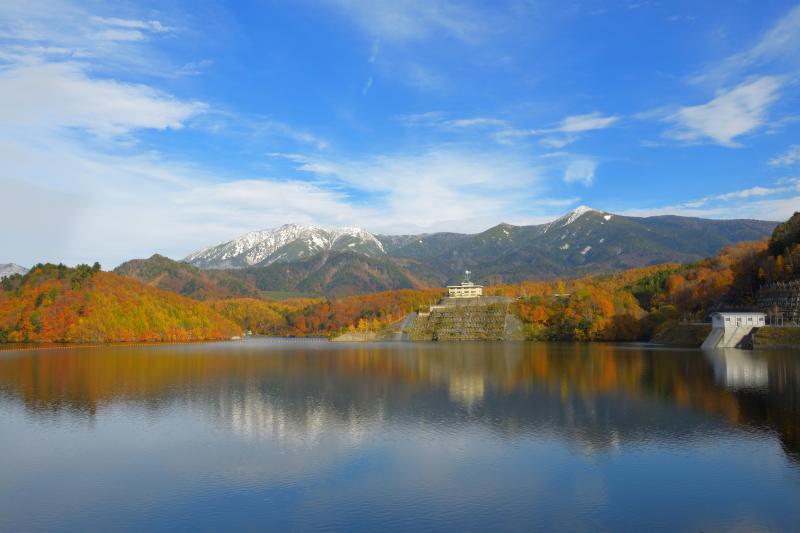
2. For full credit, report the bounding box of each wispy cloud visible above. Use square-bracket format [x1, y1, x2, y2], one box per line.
[401, 111, 618, 147]
[361, 75, 373, 95]
[769, 144, 800, 167]
[693, 4, 800, 84]
[664, 76, 782, 147]
[89, 16, 174, 33]
[320, 0, 486, 44]
[563, 160, 597, 186]
[558, 112, 620, 132]
[273, 148, 553, 232]
[398, 112, 508, 130]
[619, 179, 800, 220]
[0, 1, 180, 76]
[0, 62, 206, 138]
[494, 112, 619, 146]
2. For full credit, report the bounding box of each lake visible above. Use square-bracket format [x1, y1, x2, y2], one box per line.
[1, 340, 799, 532]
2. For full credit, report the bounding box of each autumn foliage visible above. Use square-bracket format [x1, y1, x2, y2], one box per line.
[0, 264, 240, 343]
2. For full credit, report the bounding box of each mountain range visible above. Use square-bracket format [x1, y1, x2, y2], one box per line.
[176, 207, 777, 295]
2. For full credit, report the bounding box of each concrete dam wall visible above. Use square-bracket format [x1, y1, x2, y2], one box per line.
[409, 297, 523, 341]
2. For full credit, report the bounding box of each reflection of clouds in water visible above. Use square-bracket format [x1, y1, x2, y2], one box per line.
[217, 387, 385, 448]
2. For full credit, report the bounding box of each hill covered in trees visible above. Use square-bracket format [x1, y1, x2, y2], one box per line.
[115, 254, 259, 300]
[117, 252, 445, 299]
[0, 264, 241, 343]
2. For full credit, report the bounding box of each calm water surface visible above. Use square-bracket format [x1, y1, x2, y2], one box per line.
[1, 340, 800, 532]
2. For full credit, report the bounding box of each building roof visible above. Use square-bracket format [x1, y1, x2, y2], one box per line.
[711, 311, 766, 316]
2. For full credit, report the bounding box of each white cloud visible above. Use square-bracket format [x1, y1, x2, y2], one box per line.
[282, 149, 548, 232]
[0, 136, 358, 266]
[557, 112, 619, 133]
[563, 160, 596, 186]
[445, 117, 508, 129]
[0, 62, 206, 138]
[0, 1, 178, 74]
[494, 112, 618, 145]
[665, 77, 782, 147]
[89, 16, 174, 33]
[769, 145, 800, 167]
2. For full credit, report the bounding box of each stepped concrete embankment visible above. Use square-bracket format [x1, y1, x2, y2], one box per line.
[757, 281, 800, 324]
[409, 296, 523, 341]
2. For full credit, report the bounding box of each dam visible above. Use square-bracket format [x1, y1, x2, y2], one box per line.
[408, 272, 523, 341]
[701, 311, 767, 349]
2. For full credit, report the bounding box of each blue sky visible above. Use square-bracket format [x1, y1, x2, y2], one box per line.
[1, 0, 799, 267]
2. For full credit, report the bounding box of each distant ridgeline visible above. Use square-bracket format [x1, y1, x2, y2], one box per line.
[178, 208, 778, 295]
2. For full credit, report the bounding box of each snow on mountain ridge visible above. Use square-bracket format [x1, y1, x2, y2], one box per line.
[542, 206, 606, 234]
[562, 205, 602, 226]
[0, 263, 28, 279]
[184, 224, 385, 268]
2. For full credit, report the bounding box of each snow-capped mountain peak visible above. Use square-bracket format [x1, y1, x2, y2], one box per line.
[543, 206, 608, 234]
[0, 263, 28, 279]
[184, 224, 385, 269]
[561, 205, 602, 226]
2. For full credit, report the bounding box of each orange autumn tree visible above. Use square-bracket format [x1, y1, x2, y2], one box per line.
[0, 264, 240, 343]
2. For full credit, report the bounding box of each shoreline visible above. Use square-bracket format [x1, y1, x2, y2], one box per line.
[0, 336, 331, 353]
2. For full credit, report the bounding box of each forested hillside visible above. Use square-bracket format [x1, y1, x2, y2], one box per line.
[115, 254, 259, 300]
[0, 264, 241, 343]
[117, 251, 445, 299]
[503, 212, 800, 341]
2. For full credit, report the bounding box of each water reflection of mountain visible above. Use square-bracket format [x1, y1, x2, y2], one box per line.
[1, 341, 799, 460]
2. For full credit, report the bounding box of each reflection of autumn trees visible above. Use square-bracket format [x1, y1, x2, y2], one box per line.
[1, 343, 791, 445]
